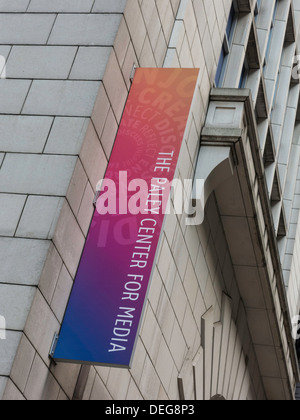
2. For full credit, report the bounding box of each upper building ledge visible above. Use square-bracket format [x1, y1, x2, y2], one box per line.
[192, 87, 299, 399]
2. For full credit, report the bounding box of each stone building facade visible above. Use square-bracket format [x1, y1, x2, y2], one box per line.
[0, 0, 300, 400]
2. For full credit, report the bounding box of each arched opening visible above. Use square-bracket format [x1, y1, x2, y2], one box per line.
[210, 394, 226, 401]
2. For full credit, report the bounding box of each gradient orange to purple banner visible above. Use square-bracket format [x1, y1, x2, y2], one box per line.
[53, 68, 199, 367]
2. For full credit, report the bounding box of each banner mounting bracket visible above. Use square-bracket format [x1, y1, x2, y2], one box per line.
[130, 64, 137, 83]
[49, 332, 59, 364]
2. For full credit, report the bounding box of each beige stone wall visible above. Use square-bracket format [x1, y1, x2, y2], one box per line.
[0, 0, 125, 400]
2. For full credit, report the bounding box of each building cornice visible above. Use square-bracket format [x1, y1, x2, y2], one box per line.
[193, 88, 299, 399]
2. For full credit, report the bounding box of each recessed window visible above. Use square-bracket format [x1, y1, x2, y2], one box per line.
[239, 61, 248, 89]
[215, 44, 228, 88]
[264, 0, 278, 64]
[215, 3, 237, 87]
[226, 4, 236, 44]
[255, 0, 262, 18]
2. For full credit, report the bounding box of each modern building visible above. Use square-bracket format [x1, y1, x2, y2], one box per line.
[0, 0, 300, 400]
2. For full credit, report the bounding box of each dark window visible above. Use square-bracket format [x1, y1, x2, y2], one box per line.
[255, 0, 262, 16]
[215, 45, 227, 88]
[210, 394, 226, 400]
[265, 0, 278, 63]
[215, 3, 237, 87]
[239, 61, 248, 88]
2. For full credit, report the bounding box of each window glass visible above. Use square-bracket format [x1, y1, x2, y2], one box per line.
[215, 3, 237, 87]
[226, 4, 236, 44]
[215, 45, 226, 88]
[239, 62, 248, 89]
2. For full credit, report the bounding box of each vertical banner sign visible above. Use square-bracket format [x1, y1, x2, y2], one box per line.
[54, 68, 199, 367]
